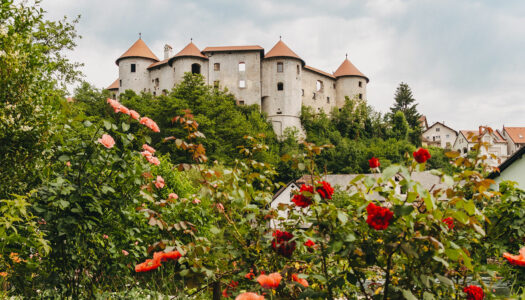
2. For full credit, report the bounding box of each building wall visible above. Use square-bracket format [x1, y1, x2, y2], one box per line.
[118, 58, 156, 94]
[148, 64, 176, 95]
[335, 76, 367, 107]
[301, 69, 336, 113]
[206, 51, 262, 106]
[261, 57, 303, 136]
[452, 134, 469, 154]
[172, 57, 209, 85]
[423, 124, 457, 149]
[493, 155, 525, 189]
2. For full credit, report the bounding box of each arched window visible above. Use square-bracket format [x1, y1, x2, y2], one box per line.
[463, 148, 468, 154]
[277, 82, 284, 91]
[316, 80, 323, 92]
[238, 62, 246, 72]
[191, 63, 201, 74]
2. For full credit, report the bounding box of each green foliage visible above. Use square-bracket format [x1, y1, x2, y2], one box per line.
[389, 82, 422, 145]
[391, 110, 409, 140]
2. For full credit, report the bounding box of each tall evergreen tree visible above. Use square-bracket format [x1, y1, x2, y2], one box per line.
[390, 82, 422, 145]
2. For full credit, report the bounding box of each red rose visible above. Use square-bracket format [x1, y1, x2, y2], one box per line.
[442, 217, 454, 230]
[464, 285, 484, 300]
[292, 184, 314, 207]
[366, 202, 394, 230]
[272, 230, 296, 257]
[369, 157, 380, 169]
[413, 148, 431, 163]
[316, 181, 334, 200]
[304, 239, 315, 248]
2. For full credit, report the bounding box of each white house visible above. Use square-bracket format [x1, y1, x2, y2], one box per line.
[422, 122, 458, 149]
[452, 127, 508, 165]
[489, 146, 525, 189]
[500, 127, 525, 156]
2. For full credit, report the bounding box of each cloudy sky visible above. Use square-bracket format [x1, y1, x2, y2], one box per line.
[41, 0, 525, 130]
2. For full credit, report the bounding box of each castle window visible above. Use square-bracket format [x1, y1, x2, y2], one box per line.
[238, 100, 245, 105]
[239, 80, 246, 88]
[131, 64, 136, 72]
[358, 93, 363, 100]
[297, 65, 300, 75]
[277, 82, 284, 91]
[277, 108, 282, 114]
[154, 78, 159, 87]
[153, 91, 156, 96]
[333, 83, 336, 89]
[312, 92, 316, 100]
[214, 63, 220, 71]
[327, 97, 330, 103]
[277, 62, 283, 73]
[316, 80, 323, 92]
[301, 89, 304, 96]
[191, 63, 201, 74]
[119, 80, 122, 86]
[358, 81, 362, 87]
[238, 62, 245, 72]
[214, 80, 220, 88]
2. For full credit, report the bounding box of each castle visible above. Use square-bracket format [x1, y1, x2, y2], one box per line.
[107, 38, 369, 136]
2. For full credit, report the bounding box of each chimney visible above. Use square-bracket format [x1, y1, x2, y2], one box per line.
[164, 44, 173, 60]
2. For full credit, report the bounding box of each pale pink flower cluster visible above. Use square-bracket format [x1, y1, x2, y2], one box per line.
[107, 98, 141, 120]
[139, 117, 160, 133]
[98, 134, 115, 149]
[168, 193, 178, 200]
[154, 175, 165, 189]
[141, 144, 160, 165]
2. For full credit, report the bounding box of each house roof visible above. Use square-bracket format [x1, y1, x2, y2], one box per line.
[147, 59, 169, 69]
[503, 127, 525, 144]
[264, 40, 304, 64]
[304, 65, 335, 79]
[202, 45, 264, 52]
[107, 79, 119, 90]
[419, 115, 428, 129]
[116, 38, 159, 65]
[333, 58, 369, 82]
[173, 42, 208, 59]
[460, 129, 505, 143]
[424, 122, 458, 135]
[488, 145, 525, 179]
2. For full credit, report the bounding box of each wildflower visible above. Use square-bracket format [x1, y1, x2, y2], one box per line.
[129, 110, 140, 120]
[135, 241, 139, 245]
[272, 230, 296, 258]
[122, 250, 129, 256]
[292, 184, 314, 207]
[463, 285, 484, 300]
[304, 239, 315, 248]
[369, 157, 380, 169]
[413, 148, 431, 163]
[135, 258, 161, 272]
[168, 193, 178, 200]
[98, 134, 115, 149]
[9, 253, 21, 263]
[143, 144, 156, 154]
[291, 273, 309, 287]
[154, 175, 165, 189]
[442, 217, 454, 230]
[503, 246, 525, 267]
[257, 272, 282, 289]
[366, 202, 394, 230]
[0, 272, 7, 277]
[235, 292, 265, 300]
[216, 203, 225, 212]
[316, 181, 334, 200]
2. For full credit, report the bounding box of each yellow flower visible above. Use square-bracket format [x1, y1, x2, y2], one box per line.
[354, 248, 364, 256]
[376, 239, 384, 243]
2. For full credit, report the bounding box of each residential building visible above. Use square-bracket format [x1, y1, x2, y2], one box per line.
[422, 122, 458, 149]
[500, 127, 525, 156]
[452, 127, 508, 165]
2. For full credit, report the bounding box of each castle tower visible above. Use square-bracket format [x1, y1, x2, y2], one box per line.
[262, 40, 304, 137]
[168, 41, 209, 85]
[334, 56, 369, 107]
[115, 37, 159, 95]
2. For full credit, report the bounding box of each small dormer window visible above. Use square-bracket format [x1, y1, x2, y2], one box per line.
[436, 128, 440, 132]
[131, 64, 136, 72]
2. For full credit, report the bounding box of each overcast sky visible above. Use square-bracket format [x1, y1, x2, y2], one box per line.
[41, 0, 525, 130]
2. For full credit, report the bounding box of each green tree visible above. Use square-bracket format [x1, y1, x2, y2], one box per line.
[391, 111, 409, 140]
[389, 82, 422, 145]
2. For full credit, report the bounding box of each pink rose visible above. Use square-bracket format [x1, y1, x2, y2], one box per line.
[98, 134, 115, 149]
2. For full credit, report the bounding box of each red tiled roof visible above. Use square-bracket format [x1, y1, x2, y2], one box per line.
[116, 38, 159, 65]
[148, 59, 169, 69]
[333, 58, 368, 82]
[504, 127, 525, 144]
[264, 40, 304, 64]
[202, 45, 263, 52]
[107, 79, 119, 90]
[173, 42, 207, 59]
[304, 65, 335, 79]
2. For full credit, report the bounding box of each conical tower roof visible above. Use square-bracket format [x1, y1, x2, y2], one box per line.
[173, 42, 207, 59]
[334, 57, 368, 82]
[264, 40, 304, 64]
[107, 78, 119, 90]
[116, 38, 159, 65]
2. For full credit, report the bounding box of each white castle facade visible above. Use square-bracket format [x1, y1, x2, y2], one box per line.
[108, 38, 369, 136]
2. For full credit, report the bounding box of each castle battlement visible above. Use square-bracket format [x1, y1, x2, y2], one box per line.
[108, 38, 369, 136]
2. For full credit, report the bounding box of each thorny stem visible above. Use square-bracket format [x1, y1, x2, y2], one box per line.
[315, 209, 334, 300]
[383, 242, 401, 300]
